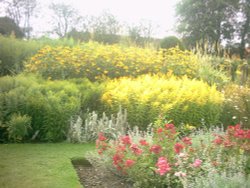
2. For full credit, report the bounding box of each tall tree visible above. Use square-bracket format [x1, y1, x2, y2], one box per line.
[176, 0, 239, 53]
[91, 11, 121, 44]
[0, 0, 37, 38]
[22, 0, 37, 39]
[0, 16, 24, 38]
[49, 3, 79, 38]
[237, 0, 250, 59]
[127, 20, 156, 46]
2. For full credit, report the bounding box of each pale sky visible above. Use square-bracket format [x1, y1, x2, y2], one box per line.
[33, 0, 180, 38]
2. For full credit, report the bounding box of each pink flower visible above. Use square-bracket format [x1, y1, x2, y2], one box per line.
[117, 144, 126, 152]
[139, 139, 149, 146]
[174, 143, 184, 154]
[130, 143, 143, 155]
[192, 159, 202, 168]
[150, 145, 162, 154]
[155, 157, 171, 175]
[182, 137, 192, 145]
[125, 159, 135, 167]
[120, 135, 132, 145]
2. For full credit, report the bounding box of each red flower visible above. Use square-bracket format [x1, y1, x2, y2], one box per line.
[125, 159, 135, 167]
[182, 137, 192, 145]
[165, 123, 176, 134]
[150, 145, 162, 154]
[165, 123, 175, 130]
[130, 143, 143, 155]
[113, 153, 124, 167]
[155, 157, 171, 175]
[234, 129, 246, 139]
[213, 135, 223, 145]
[174, 143, 184, 154]
[120, 135, 132, 145]
[139, 139, 149, 146]
[246, 130, 250, 139]
[157, 128, 163, 134]
[98, 132, 107, 141]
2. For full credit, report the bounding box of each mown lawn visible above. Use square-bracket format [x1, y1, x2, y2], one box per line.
[0, 143, 94, 188]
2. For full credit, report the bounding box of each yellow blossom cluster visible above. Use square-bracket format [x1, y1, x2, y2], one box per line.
[102, 75, 224, 129]
[25, 42, 199, 80]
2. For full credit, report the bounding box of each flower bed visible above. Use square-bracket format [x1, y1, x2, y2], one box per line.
[92, 123, 250, 187]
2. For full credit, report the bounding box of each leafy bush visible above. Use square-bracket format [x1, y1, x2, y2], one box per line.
[101, 75, 224, 129]
[92, 123, 250, 187]
[220, 84, 250, 128]
[160, 36, 184, 50]
[6, 113, 31, 142]
[0, 35, 41, 76]
[0, 74, 103, 142]
[197, 55, 230, 87]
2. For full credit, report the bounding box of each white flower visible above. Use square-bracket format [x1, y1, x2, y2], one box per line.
[174, 171, 186, 177]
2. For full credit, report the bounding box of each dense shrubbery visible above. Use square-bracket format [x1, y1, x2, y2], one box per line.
[101, 75, 224, 129]
[25, 42, 200, 80]
[0, 74, 102, 142]
[0, 35, 81, 77]
[220, 84, 250, 128]
[0, 35, 41, 76]
[0, 36, 249, 145]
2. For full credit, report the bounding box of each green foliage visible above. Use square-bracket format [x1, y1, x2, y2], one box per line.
[176, 0, 237, 52]
[0, 74, 103, 142]
[0, 17, 24, 38]
[6, 113, 31, 142]
[197, 54, 230, 87]
[0, 35, 41, 76]
[220, 84, 250, 128]
[160, 36, 184, 50]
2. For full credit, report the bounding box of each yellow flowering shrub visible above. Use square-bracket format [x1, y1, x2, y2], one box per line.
[162, 47, 200, 78]
[25, 42, 199, 80]
[101, 75, 224, 129]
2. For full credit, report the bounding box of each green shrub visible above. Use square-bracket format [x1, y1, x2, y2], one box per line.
[0, 74, 103, 142]
[197, 55, 230, 87]
[160, 36, 184, 50]
[0, 35, 41, 76]
[101, 75, 224, 129]
[220, 84, 250, 128]
[6, 113, 31, 142]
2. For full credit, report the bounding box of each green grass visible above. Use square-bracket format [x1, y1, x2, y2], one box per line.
[0, 143, 94, 188]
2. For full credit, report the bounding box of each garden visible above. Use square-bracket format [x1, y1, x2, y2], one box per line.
[0, 34, 250, 188]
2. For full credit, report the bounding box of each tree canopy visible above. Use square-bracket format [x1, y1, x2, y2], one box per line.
[176, 0, 249, 58]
